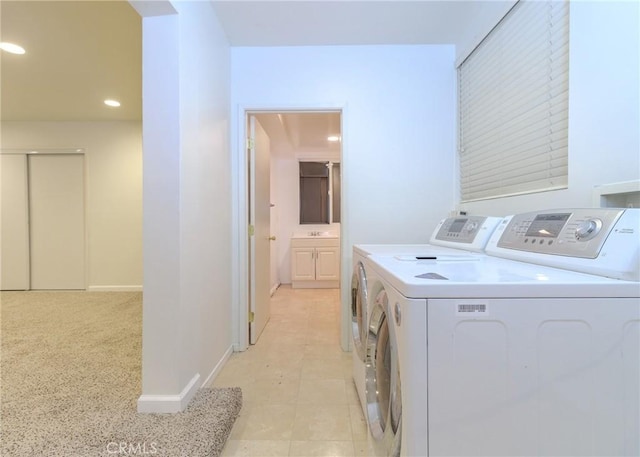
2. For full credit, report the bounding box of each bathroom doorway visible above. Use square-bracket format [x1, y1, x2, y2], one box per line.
[242, 109, 344, 348]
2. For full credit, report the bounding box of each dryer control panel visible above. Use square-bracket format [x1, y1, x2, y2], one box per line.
[486, 208, 640, 280]
[430, 216, 502, 252]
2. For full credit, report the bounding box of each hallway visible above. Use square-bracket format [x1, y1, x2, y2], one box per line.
[218, 286, 370, 456]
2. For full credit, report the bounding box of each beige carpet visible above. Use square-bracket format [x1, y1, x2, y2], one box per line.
[0, 291, 241, 456]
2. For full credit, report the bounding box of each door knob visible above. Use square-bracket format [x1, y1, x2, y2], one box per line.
[269, 236, 276, 241]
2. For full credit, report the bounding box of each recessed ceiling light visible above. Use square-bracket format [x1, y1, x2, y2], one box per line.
[104, 99, 121, 107]
[0, 42, 26, 55]
[327, 135, 341, 142]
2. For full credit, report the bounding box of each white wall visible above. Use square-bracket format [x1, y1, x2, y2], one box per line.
[232, 45, 456, 241]
[135, 1, 232, 412]
[1, 121, 142, 290]
[272, 156, 296, 284]
[231, 44, 456, 348]
[270, 156, 279, 292]
[459, 0, 640, 216]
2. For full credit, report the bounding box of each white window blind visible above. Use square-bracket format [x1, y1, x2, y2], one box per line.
[458, 0, 569, 202]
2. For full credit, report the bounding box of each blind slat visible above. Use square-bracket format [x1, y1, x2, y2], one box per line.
[458, 0, 569, 202]
[464, 102, 568, 151]
[463, 151, 568, 182]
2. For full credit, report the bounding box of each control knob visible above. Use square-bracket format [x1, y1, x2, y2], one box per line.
[465, 221, 479, 233]
[575, 219, 602, 241]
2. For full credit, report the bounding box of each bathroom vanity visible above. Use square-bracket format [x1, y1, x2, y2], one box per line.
[290, 232, 340, 288]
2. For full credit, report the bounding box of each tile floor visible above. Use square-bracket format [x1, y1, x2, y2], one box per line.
[217, 285, 372, 457]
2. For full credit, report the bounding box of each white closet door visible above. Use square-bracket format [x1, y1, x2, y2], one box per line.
[1, 155, 30, 290]
[29, 154, 85, 290]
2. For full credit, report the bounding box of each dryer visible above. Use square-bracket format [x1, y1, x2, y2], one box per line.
[364, 260, 427, 457]
[350, 216, 501, 420]
[365, 208, 639, 457]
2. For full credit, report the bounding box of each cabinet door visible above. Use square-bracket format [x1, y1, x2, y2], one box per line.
[315, 247, 340, 281]
[292, 248, 315, 281]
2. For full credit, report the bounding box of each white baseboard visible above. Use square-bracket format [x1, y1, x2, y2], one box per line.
[87, 285, 143, 292]
[202, 345, 234, 388]
[137, 373, 200, 413]
[233, 341, 248, 352]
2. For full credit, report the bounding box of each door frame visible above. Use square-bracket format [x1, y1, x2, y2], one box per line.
[232, 104, 350, 352]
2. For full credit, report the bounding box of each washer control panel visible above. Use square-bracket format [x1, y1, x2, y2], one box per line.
[496, 208, 625, 258]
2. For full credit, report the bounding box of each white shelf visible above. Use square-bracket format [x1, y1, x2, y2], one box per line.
[592, 180, 640, 208]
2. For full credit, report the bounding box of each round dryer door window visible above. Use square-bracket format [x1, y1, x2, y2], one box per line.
[351, 261, 368, 361]
[365, 288, 402, 457]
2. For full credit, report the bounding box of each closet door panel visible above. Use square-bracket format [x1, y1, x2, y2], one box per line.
[29, 155, 85, 290]
[0, 155, 30, 290]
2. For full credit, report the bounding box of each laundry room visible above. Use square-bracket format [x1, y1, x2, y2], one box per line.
[226, 2, 640, 453]
[229, 0, 639, 346]
[1, 1, 638, 455]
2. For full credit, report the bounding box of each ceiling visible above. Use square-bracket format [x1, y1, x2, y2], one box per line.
[211, 1, 500, 47]
[1, 0, 142, 122]
[254, 112, 342, 158]
[0, 0, 511, 152]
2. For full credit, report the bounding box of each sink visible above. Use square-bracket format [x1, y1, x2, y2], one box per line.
[309, 231, 331, 236]
[292, 230, 338, 239]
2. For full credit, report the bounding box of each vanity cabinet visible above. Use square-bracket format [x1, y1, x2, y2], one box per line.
[291, 237, 340, 288]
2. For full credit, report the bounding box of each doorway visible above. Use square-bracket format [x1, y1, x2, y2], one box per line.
[242, 109, 344, 349]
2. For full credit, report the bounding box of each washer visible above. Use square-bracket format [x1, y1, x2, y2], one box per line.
[365, 208, 639, 456]
[350, 216, 501, 432]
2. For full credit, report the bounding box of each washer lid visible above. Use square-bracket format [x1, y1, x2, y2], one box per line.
[353, 243, 475, 257]
[367, 254, 640, 299]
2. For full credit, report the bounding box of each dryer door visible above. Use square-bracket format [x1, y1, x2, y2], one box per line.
[351, 261, 368, 361]
[365, 288, 402, 457]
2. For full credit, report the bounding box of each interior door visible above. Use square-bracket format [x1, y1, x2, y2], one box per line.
[0, 155, 30, 290]
[29, 154, 85, 290]
[249, 115, 271, 344]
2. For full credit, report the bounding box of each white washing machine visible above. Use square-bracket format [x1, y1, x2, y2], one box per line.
[365, 208, 640, 457]
[350, 216, 502, 434]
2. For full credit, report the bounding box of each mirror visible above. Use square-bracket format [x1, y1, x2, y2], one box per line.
[299, 161, 340, 224]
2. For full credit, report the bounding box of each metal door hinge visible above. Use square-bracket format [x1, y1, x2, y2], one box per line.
[246, 138, 255, 149]
[249, 311, 255, 323]
[248, 224, 255, 236]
